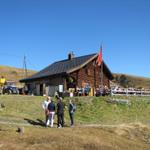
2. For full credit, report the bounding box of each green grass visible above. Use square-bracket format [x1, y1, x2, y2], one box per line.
[0, 95, 150, 125]
[74, 96, 150, 125]
[0, 95, 150, 150]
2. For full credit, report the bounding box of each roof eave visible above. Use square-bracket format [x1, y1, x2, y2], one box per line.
[20, 72, 67, 83]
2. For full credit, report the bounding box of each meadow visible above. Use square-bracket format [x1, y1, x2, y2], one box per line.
[0, 95, 150, 150]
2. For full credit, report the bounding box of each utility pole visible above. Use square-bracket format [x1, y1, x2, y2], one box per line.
[23, 55, 28, 78]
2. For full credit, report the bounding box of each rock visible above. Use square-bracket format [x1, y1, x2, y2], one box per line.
[17, 127, 24, 134]
[1, 103, 5, 108]
[106, 98, 131, 105]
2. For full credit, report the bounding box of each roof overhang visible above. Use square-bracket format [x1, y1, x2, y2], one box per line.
[20, 72, 67, 83]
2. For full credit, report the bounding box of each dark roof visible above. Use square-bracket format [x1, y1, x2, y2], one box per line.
[20, 53, 113, 82]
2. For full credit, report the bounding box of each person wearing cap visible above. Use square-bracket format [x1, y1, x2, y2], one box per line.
[57, 97, 64, 128]
[42, 96, 51, 126]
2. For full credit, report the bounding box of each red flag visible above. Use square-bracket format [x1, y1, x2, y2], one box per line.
[97, 46, 102, 66]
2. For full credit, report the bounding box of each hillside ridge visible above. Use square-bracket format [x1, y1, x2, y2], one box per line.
[0, 65, 149, 89]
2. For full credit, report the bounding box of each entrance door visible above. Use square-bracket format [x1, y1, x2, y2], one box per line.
[40, 84, 43, 96]
[66, 76, 76, 89]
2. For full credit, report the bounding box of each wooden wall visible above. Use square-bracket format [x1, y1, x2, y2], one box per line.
[25, 76, 65, 95]
[70, 59, 110, 89]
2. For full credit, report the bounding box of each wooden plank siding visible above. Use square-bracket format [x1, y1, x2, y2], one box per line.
[69, 59, 110, 89]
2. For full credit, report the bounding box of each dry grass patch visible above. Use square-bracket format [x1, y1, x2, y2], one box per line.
[0, 124, 150, 150]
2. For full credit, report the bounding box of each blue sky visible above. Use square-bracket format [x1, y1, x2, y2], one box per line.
[0, 0, 150, 77]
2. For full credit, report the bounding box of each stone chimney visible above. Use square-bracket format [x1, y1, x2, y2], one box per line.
[68, 52, 75, 60]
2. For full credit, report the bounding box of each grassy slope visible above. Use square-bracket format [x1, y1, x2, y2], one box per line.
[0, 65, 36, 86]
[113, 73, 150, 89]
[0, 65, 150, 89]
[0, 95, 150, 125]
[0, 95, 150, 150]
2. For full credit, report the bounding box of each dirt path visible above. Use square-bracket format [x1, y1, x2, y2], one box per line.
[0, 120, 31, 126]
[0, 118, 149, 129]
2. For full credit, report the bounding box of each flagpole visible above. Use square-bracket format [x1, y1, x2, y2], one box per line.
[101, 60, 103, 87]
[100, 44, 103, 88]
[97, 44, 103, 89]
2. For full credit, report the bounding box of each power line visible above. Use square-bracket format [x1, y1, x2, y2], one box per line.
[0, 51, 39, 70]
[0, 52, 22, 58]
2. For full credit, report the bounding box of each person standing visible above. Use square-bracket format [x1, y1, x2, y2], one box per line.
[42, 96, 51, 126]
[0, 76, 6, 94]
[57, 97, 64, 128]
[47, 99, 55, 127]
[68, 99, 76, 127]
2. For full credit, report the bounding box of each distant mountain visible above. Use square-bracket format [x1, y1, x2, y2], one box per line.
[0, 65, 36, 87]
[112, 73, 150, 89]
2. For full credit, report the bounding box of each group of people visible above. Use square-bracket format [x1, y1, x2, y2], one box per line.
[42, 96, 76, 128]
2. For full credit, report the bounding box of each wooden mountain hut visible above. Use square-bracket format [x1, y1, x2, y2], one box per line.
[20, 53, 113, 96]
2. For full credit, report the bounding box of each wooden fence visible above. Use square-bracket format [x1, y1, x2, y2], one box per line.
[111, 89, 150, 96]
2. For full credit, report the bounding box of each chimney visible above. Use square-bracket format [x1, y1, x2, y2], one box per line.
[68, 52, 75, 60]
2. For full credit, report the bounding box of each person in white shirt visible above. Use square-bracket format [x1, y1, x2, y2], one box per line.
[42, 96, 51, 126]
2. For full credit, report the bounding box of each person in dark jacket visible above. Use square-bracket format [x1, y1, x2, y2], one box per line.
[57, 97, 64, 128]
[68, 99, 76, 126]
[47, 99, 55, 127]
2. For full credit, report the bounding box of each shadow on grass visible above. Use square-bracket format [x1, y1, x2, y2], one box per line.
[24, 118, 45, 127]
[24, 118, 70, 128]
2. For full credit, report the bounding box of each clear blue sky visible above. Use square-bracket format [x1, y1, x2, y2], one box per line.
[0, 0, 150, 77]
